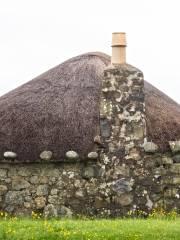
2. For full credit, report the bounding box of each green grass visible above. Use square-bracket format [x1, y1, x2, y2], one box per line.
[0, 218, 180, 240]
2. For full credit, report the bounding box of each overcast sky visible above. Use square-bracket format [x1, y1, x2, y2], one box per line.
[0, 0, 180, 103]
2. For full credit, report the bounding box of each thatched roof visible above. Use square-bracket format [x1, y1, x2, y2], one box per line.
[0, 52, 180, 161]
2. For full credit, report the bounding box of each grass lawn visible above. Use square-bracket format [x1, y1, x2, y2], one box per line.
[0, 218, 180, 240]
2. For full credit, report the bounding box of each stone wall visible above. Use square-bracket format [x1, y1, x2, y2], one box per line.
[0, 147, 180, 217]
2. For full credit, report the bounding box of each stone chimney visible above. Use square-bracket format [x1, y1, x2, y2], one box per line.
[100, 32, 146, 165]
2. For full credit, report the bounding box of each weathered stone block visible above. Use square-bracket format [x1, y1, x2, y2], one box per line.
[59, 206, 73, 218]
[172, 154, 180, 163]
[0, 168, 7, 178]
[151, 193, 162, 202]
[5, 191, 24, 205]
[169, 141, 180, 153]
[82, 166, 101, 179]
[114, 165, 130, 177]
[172, 177, 180, 185]
[112, 178, 133, 195]
[100, 119, 111, 138]
[65, 151, 79, 160]
[50, 189, 58, 195]
[24, 202, 31, 209]
[113, 193, 133, 206]
[35, 196, 46, 209]
[0, 185, 8, 195]
[18, 167, 31, 177]
[128, 148, 141, 161]
[36, 185, 49, 196]
[48, 195, 59, 204]
[40, 151, 53, 161]
[153, 166, 167, 177]
[95, 197, 108, 208]
[87, 152, 98, 160]
[75, 189, 84, 199]
[4, 151, 17, 159]
[146, 195, 153, 210]
[162, 156, 173, 165]
[30, 176, 39, 184]
[44, 204, 58, 218]
[132, 123, 144, 140]
[143, 142, 158, 153]
[164, 188, 178, 198]
[12, 178, 30, 190]
[170, 164, 180, 174]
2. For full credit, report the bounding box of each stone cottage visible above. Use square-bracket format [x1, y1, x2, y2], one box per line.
[0, 33, 180, 217]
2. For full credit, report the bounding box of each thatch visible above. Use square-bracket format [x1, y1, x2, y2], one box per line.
[145, 81, 180, 151]
[0, 52, 180, 161]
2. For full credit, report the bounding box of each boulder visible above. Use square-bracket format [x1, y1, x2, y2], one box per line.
[36, 185, 48, 196]
[143, 142, 158, 153]
[40, 151, 53, 161]
[65, 151, 79, 160]
[4, 151, 17, 159]
[169, 141, 180, 153]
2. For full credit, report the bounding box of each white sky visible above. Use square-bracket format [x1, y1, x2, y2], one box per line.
[0, 0, 180, 103]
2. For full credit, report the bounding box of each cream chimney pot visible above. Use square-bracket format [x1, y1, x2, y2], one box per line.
[111, 32, 126, 64]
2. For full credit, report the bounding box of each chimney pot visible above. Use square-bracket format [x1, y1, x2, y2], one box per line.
[111, 32, 126, 65]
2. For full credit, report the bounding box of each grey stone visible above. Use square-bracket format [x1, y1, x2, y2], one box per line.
[82, 166, 94, 179]
[153, 166, 167, 177]
[100, 119, 111, 138]
[114, 165, 129, 177]
[162, 156, 173, 165]
[151, 193, 162, 202]
[5, 205, 15, 213]
[65, 151, 79, 160]
[75, 190, 84, 198]
[164, 188, 178, 198]
[44, 204, 58, 218]
[95, 197, 108, 208]
[25, 196, 32, 202]
[30, 176, 39, 184]
[0, 185, 8, 195]
[12, 178, 30, 190]
[50, 189, 58, 195]
[18, 167, 31, 177]
[146, 195, 153, 209]
[112, 179, 132, 195]
[143, 142, 158, 153]
[48, 195, 59, 204]
[39, 176, 48, 184]
[24, 202, 31, 209]
[5, 191, 24, 205]
[59, 206, 73, 218]
[35, 196, 46, 209]
[4, 178, 11, 184]
[132, 124, 144, 140]
[172, 177, 180, 185]
[87, 152, 98, 160]
[0, 168, 7, 178]
[94, 135, 102, 145]
[172, 154, 180, 163]
[82, 166, 101, 179]
[128, 148, 141, 161]
[169, 141, 180, 153]
[170, 163, 180, 174]
[113, 193, 133, 206]
[36, 185, 48, 196]
[40, 151, 53, 161]
[4, 151, 17, 159]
